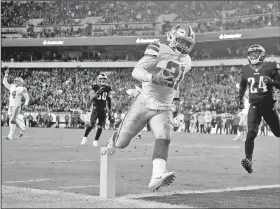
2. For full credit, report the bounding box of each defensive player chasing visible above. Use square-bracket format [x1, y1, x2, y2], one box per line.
[81, 73, 112, 146]
[3, 69, 30, 140]
[106, 24, 195, 191]
[238, 44, 280, 173]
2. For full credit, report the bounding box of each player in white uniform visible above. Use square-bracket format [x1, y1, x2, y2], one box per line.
[106, 24, 195, 191]
[3, 69, 30, 140]
[233, 83, 249, 141]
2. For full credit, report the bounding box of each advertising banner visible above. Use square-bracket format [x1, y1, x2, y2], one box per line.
[2, 27, 279, 47]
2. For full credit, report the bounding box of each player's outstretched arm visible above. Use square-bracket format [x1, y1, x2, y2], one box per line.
[106, 92, 112, 115]
[238, 75, 247, 109]
[3, 69, 11, 90]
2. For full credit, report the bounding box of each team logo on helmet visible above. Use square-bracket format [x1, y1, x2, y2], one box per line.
[167, 24, 195, 56]
[247, 44, 266, 65]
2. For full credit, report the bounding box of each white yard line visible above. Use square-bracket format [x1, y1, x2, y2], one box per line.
[59, 185, 99, 189]
[4, 179, 50, 183]
[4, 155, 239, 165]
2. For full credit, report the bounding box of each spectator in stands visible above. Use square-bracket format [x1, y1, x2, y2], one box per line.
[65, 114, 70, 128]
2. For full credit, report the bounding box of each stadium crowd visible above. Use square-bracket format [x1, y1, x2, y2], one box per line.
[2, 1, 278, 26]
[0, 66, 252, 114]
[1, 1, 279, 38]
[2, 66, 280, 115]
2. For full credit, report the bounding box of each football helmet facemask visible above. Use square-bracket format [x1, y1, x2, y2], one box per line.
[97, 73, 108, 85]
[167, 24, 195, 56]
[14, 77, 24, 86]
[247, 44, 266, 65]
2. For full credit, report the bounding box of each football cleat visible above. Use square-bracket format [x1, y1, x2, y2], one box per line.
[92, 140, 98, 147]
[19, 129, 26, 138]
[148, 171, 176, 192]
[106, 137, 115, 148]
[241, 158, 253, 173]
[6, 136, 12, 140]
[233, 136, 241, 141]
[107, 132, 117, 148]
[81, 137, 88, 145]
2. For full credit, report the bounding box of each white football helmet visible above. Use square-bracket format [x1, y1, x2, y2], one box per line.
[97, 73, 108, 85]
[247, 44, 266, 65]
[14, 77, 24, 86]
[167, 24, 195, 56]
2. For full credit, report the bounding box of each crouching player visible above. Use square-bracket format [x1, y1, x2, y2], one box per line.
[106, 24, 195, 191]
[3, 69, 29, 140]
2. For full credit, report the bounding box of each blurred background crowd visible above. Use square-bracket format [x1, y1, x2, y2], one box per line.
[1, 1, 280, 38]
[1, 1, 280, 131]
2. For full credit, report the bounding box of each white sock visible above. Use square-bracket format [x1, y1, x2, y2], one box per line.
[152, 158, 166, 178]
[8, 124, 16, 139]
[237, 130, 242, 138]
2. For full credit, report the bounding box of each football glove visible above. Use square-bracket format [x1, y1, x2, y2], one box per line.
[22, 104, 28, 111]
[263, 76, 272, 85]
[237, 97, 244, 109]
[152, 70, 173, 86]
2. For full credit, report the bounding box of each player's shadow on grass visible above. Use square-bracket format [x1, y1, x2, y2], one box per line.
[136, 188, 280, 208]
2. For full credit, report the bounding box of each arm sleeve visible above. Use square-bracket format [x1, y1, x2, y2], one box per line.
[238, 72, 247, 100]
[132, 56, 157, 82]
[106, 91, 111, 110]
[3, 75, 11, 90]
[132, 41, 160, 82]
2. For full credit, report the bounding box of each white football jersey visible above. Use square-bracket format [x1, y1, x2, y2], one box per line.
[2, 75, 29, 108]
[134, 40, 192, 110]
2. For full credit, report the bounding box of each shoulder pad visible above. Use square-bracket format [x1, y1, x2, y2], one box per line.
[181, 54, 192, 71]
[144, 40, 161, 57]
[240, 64, 248, 72]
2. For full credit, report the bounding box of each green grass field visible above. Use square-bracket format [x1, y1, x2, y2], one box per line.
[1, 127, 279, 208]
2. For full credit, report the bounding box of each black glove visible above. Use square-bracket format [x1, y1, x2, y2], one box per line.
[22, 104, 28, 111]
[237, 97, 244, 109]
[263, 76, 272, 85]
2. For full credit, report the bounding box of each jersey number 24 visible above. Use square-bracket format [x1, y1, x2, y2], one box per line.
[248, 76, 268, 93]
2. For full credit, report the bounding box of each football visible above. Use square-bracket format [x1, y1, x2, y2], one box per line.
[160, 68, 174, 83]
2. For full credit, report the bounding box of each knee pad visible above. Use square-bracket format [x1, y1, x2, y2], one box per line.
[97, 125, 103, 129]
